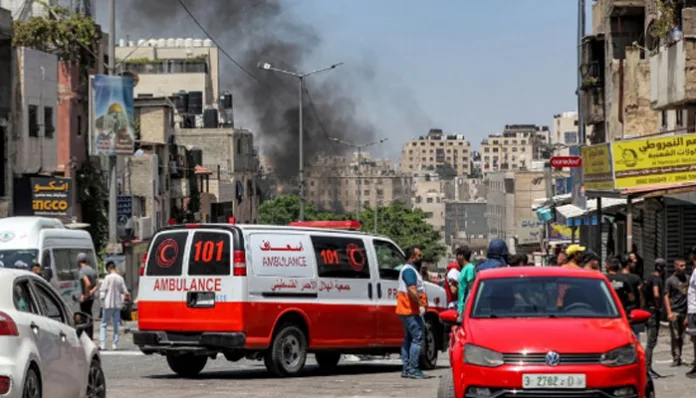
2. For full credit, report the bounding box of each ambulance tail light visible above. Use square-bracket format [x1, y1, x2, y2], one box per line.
[233, 250, 247, 276]
[139, 253, 147, 276]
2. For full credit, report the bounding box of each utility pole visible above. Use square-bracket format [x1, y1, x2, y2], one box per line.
[543, 161, 554, 256]
[106, 0, 119, 254]
[257, 61, 343, 221]
[356, 147, 361, 223]
[577, 0, 586, 144]
[373, 185, 379, 233]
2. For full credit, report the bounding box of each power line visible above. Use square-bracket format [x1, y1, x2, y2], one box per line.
[303, 82, 339, 153]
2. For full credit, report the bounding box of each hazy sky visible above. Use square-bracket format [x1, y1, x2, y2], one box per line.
[95, 0, 582, 160]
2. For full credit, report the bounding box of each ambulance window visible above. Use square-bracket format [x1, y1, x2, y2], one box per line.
[311, 236, 370, 279]
[53, 248, 78, 281]
[146, 232, 188, 276]
[188, 231, 231, 275]
[374, 240, 405, 280]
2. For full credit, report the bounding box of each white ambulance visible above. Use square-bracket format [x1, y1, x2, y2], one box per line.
[133, 221, 448, 377]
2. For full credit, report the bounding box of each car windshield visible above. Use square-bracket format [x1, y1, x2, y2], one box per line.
[0, 249, 39, 270]
[470, 276, 620, 319]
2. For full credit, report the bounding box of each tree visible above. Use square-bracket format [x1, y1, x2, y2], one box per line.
[360, 202, 446, 264]
[258, 196, 446, 264]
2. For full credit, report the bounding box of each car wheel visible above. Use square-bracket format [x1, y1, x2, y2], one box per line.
[264, 324, 308, 377]
[22, 368, 41, 398]
[166, 353, 208, 378]
[437, 371, 456, 398]
[315, 352, 341, 372]
[86, 361, 106, 398]
[420, 318, 438, 370]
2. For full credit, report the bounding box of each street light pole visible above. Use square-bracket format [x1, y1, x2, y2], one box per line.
[330, 137, 388, 225]
[107, 0, 119, 252]
[257, 61, 343, 221]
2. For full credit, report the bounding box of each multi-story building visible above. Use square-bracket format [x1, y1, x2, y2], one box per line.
[412, 173, 446, 235]
[486, 171, 546, 253]
[444, 201, 488, 251]
[398, 129, 472, 176]
[115, 38, 221, 108]
[0, 7, 11, 215]
[305, 153, 412, 214]
[582, 0, 657, 143]
[552, 112, 579, 155]
[480, 124, 549, 173]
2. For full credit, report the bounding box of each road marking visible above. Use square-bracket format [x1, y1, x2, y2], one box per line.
[100, 350, 145, 356]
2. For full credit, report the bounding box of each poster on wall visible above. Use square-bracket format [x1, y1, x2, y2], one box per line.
[548, 223, 579, 242]
[90, 75, 135, 156]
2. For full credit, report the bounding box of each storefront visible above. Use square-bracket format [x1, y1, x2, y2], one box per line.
[583, 134, 696, 274]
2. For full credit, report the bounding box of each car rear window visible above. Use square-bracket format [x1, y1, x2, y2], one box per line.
[311, 235, 370, 279]
[146, 232, 188, 276]
[188, 231, 231, 276]
[471, 276, 620, 319]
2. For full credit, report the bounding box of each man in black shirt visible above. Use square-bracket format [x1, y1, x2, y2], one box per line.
[644, 259, 669, 378]
[605, 257, 635, 312]
[666, 258, 689, 367]
[621, 255, 644, 338]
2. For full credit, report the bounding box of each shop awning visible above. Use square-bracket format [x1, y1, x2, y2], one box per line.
[619, 182, 696, 199]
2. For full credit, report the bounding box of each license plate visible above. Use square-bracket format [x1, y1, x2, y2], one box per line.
[522, 374, 586, 389]
[187, 291, 215, 308]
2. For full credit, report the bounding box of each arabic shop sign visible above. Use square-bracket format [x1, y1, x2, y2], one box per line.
[612, 134, 696, 189]
[30, 177, 73, 217]
[581, 143, 614, 191]
[517, 219, 543, 245]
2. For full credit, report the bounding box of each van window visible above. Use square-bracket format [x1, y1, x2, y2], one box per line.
[311, 235, 370, 279]
[0, 249, 39, 270]
[374, 240, 406, 280]
[188, 231, 231, 276]
[146, 232, 188, 276]
[53, 248, 78, 281]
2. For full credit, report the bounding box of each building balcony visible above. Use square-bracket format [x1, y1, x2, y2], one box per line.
[607, 0, 645, 17]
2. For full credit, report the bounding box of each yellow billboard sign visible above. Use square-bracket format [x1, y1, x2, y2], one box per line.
[581, 143, 614, 191]
[612, 134, 696, 189]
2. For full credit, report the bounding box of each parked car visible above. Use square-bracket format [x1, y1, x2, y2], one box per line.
[0, 268, 105, 398]
[438, 266, 655, 398]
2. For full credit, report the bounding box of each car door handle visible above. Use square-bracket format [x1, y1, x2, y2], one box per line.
[59, 331, 67, 342]
[30, 322, 39, 332]
[377, 283, 382, 299]
[368, 283, 373, 299]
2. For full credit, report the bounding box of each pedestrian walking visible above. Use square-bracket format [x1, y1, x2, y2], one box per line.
[629, 245, 644, 279]
[557, 251, 568, 266]
[562, 245, 585, 269]
[99, 262, 129, 350]
[395, 246, 429, 379]
[666, 258, 689, 367]
[686, 246, 696, 378]
[581, 251, 601, 271]
[77, 252, 98, 339]
[457, 246, 476, 316]
[644, 259, 668, 378]
[605, 256, 635, 314]
[445, 269, 460, 309]
[476, 240, 509, 271]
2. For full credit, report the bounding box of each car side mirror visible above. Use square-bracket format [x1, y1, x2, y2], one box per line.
[41, 268, 53, 281]
[73, 311, 93, 337]
[629, 309, 651, 324]
[439, 309, 460, 327]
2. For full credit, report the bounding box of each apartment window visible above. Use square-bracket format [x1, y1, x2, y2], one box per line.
[521, 140, 526, 145]
[564, 131, 578, 145]
[426, 197, 433, 203]
[28, 105, 39, 137]
[676, 109, 684, 127]
[661, 110, 668, 128]
[484, 148, 489, 153]
[512, 147, 518, 152]
[363, 190, 369, 196]
[43, 107, 54, 138]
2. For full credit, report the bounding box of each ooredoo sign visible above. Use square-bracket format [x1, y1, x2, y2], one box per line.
[550, 156, 583, 169]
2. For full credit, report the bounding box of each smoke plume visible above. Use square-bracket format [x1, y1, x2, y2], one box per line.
[117, 0, 375, 179]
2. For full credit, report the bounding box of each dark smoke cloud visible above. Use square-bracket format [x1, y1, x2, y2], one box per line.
[116, 0, 374, 177]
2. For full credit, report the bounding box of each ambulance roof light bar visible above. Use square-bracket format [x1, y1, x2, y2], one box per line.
[289, 220, 362, 231]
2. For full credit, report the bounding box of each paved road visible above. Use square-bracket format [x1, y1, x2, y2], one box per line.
[98, 322, 694, 397]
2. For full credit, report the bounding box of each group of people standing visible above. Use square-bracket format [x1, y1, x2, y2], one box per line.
[552, 243, 696, 380]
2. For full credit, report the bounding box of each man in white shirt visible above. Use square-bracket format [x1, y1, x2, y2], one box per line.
[99, 262, 129, 350]
[686, 247, 696, 379]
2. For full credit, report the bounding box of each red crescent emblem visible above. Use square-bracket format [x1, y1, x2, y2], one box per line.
[346, 243, 365, 272]
[155, 238, 179, 268]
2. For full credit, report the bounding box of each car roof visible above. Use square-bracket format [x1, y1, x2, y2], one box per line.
[477, 266, 606, 280]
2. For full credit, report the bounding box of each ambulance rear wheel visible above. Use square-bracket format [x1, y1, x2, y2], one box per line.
[315, 352, 341, 372]
[166, 353, 207, 378]
[264, 324, 308, 377]
[420, 319, 438, 370]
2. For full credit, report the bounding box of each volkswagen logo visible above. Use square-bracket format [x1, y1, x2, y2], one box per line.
[545, 351, 561, 366]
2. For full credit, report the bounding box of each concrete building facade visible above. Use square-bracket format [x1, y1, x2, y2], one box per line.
[552, 111, 579, 156]
[115, 38, 220, 108]
[480, 124, 549, 174]
[0, 7, 11, 214]
[398, 129, 472, 176]
[412, 174, 446, 235]
[444, 201, 488, 251]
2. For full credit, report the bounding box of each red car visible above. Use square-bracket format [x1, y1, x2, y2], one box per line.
[438, 266, 656, 398]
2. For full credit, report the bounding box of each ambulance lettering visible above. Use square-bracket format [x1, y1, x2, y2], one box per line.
[153, 277, 222, 292]
[262, 256, 307, 267]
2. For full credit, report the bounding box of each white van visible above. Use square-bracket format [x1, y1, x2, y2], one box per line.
[133, 222, 449, 378]
[0, 217, 100, 315]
